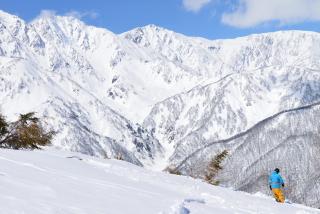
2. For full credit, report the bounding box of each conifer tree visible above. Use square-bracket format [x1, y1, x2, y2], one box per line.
[0, 112, 53, 149]
[0, 114, 8, 136]
[204, 150, 228, 185]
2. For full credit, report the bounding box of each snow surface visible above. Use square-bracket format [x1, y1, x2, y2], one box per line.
[0, 149, 318, 214]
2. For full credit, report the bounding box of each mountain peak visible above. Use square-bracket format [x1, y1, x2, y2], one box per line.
[0, 10, 24, 27]
[121, 24, 184, 47]
[129, 24, 170, 33]
[139, 24, 168, 32]
[31, 11, 85, 28]
[0, 10, 19, 19]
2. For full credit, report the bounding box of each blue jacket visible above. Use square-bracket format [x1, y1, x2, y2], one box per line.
[269, 171, 284, 189]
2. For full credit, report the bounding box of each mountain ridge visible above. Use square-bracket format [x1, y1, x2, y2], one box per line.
[174, 99, 320, 171]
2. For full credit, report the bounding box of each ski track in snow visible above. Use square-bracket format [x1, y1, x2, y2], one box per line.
[167, 198, 206, 214]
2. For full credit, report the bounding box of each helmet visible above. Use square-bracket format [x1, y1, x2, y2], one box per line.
[275, 168, 280, 173]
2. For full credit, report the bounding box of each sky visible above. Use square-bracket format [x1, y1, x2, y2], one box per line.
[1, 0, 320, 39]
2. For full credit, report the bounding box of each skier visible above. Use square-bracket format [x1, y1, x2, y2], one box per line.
[269, 168, 285, 203]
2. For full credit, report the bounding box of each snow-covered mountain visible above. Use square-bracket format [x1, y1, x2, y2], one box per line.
[143, 30, 320, 206]
[144, 30, 320, 161]
[1, 10, 320, 207]
[0, 10, 226, 166]
[172, 101, 320, 207]
[0, 149, 319, 214]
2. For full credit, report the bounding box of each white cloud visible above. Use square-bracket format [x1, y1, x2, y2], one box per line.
[183, 0, 212, 12]
[30, 10, 56, 23]
[37, 10, 57, 19]
[222, 0, 320, 28]
[65, 10, 99, 20]
[33, 9, 99, 22]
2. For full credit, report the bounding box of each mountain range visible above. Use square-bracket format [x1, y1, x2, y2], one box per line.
[1, 10, 320, 207]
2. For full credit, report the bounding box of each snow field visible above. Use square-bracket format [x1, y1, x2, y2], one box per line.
[0, 149, 318, 214]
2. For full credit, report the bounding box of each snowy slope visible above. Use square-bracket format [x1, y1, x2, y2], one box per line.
[144, 30, 320, 164]
[0, 149, 318, 214]
[141, 30, 320, 207]
[0, 11, 170, 166]
[0, 10, 225, 166]
[1, 9, 320, 208]
[2, 10, 320, 167]
[173, 101, 320, 208]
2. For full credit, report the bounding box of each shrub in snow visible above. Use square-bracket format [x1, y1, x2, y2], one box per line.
[0, 112, 53, 149]
[0, 114, 8, 136]
[165, 166, 182, 176]
[115, 153, 124, 161]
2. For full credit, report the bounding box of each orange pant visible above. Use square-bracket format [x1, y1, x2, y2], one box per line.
[272, 188, 285, 203]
